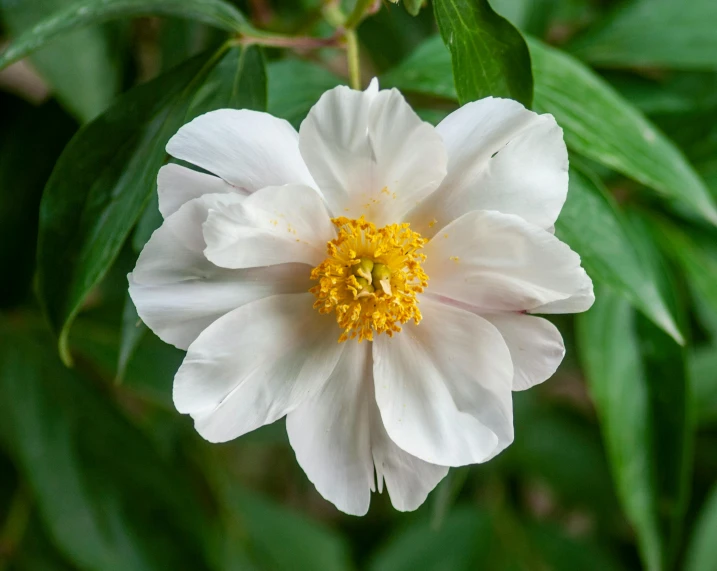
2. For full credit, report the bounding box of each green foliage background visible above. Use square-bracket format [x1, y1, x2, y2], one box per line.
[1, 0, 717, 569]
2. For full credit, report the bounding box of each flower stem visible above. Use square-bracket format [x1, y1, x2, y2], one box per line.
[345, 29, 361, 90]
[235, 32, 340, 50]
[344, 0, 376, 29]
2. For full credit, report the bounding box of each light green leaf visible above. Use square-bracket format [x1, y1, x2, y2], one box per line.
[577, 290, 662, 571]
[568, 0, 717, 70]
[0, 329, 211, 570]
[651, 219, 717, 325]
[685, 485, 717, 571]
[556, 168, 682, 342]
[0, 0, 122, 122]
[433, 0, 533, 106]
[0, 0, 250, 71]
[36, 50, 223, 365]
[267, 59, 343, 128]
[528, 37, 717, 226]
[577, 288, 692, 571]
[380, 36, 717, 226]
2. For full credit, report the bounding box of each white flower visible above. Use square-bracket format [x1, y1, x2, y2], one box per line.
[129, 79, 593, 516]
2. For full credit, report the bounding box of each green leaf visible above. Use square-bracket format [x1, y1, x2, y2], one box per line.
[0, 96, 75, 309]
[0, 0, 250, 71]
[651, 219, 717, 327]
[380, 36, 717, 226]
[370, 508, 492, 571]
[509, 393, 621, 530]
[131, 44, 267, 252]
[0, 0, 123, 122]
[555, 168, 682, 342]
[117, 293, 147, 383]
[526, 522, 630, 571]
[215, 479, 352, 571]
[267, 59, 343, 128]
[121, 45, 266, 372]
[403, 0, 424, 16]
[528, 37, 717, 226]
[577, 290, 662, 571]
[689, 346, 717, 426]
[568, 0, 717, 70]
[685, 485, 717, 571]
[36, 50, 222, 365]
[577, 288, 692, 571]
[433, 0, 533, 106]
[380, 36, 457, 100]
[0, 329, 211, 570]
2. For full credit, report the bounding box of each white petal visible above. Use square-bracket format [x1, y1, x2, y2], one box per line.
[166, 109, 315, 192]
[174, 293, 342, 443]
[287, 341, 447, 515]
[371, 404, 449, 512]
[423, 210, 591, 313]
[157, 163, 238, 219]
[530, 277, 595, 314]
[298, 85, 446, 226]
[129, 193, 311, 350]
[373, 297, 514, 467]
[286, 342, 374, 516]
[484, 313, 565, 391]
[202, 184, 334, 269]
[406, 98, 568, 236]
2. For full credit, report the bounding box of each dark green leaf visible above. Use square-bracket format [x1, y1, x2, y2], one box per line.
[215, 478, 352, 571]
[0, 0, 123, 122]
[0, 0, 250, 71]
[117, 293, 147, 383]
[381, 36, 717, 225]
[526, 522, 630, 571]
[358, 3, 436, 72]
[556, 168, 682, 342]
[380, 36, 457, 99]
[370, 508, 492, 571]
[685, 485, 717, 571]
[36, 50, 222, 365]
[267, 59, 343, 128]
[509, 393, 621, 530]
[131, 44, 267, 252]
[433, 0, 533, 106]
[0, 329, 211, 570]
[0, 96, 75, 309]
[636, 315, 692, 568]
[689, 346, 717, 426]
[568, 0, 717, 70]
[577, 287, 692, 571]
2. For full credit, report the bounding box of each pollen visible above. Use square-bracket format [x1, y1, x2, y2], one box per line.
[310, 216, 428, 343]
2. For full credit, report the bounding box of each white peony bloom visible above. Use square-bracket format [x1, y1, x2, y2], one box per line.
[128, 79, 594, 516]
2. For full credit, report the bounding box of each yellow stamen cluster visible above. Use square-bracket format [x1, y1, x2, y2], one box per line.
[310, 217, 428, 343]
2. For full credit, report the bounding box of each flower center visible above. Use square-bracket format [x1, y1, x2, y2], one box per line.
[310, 217, 428, 343]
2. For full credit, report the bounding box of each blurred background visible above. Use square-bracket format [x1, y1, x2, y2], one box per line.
[1, 0, 717, 569]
